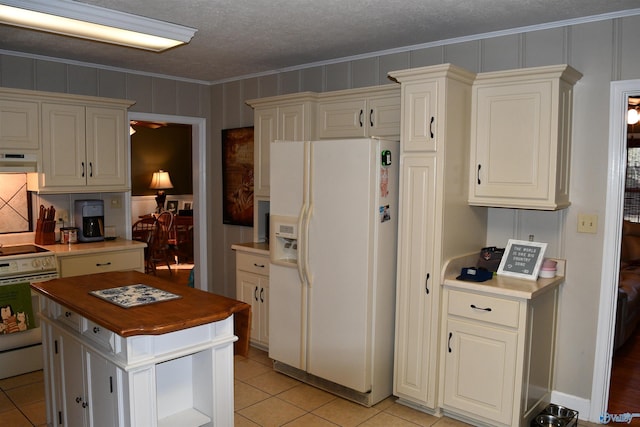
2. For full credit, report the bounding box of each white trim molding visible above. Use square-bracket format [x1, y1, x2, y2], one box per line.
[590, 79, 640, 422]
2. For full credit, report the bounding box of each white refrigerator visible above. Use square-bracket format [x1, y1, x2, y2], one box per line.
[269, 137, 398, 406]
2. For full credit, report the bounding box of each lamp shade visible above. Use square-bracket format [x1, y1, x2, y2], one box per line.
[149, 170, 174, 190]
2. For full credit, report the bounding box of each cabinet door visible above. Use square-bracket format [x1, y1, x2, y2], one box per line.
[254, 107, 277, 197]
[367, 94, 401, 137]
[402, 81, 438, 152]
[86, 106, 127, 188]
[237, 271, 262, 343]
[41, 103, 86, 187]
[258, 279, 269, 345]
[444, 318, 517, 425]
[85, 348, 119, 427]
[56, 328, 88, 426]
[279, 104, 306, 141]
[394, 155, 438, 407]
[317, 98, 367, 138]
[469, 81, 553, 206]
[0, 99, 39, 150]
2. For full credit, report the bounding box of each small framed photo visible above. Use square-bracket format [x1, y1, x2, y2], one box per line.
[182, 201, 192, 210]
[166, 200, 179, 213]
[497, 239, 547, 281]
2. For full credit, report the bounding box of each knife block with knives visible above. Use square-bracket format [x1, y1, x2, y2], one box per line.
[35, 205, 56, 245]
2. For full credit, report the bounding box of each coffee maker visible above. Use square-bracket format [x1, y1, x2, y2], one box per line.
[74, 200, 105, 242]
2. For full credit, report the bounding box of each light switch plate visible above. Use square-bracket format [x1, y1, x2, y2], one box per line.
[577, 213, 598, 233]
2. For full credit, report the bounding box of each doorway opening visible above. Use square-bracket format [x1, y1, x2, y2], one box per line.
[591, 80, 640, 421]
[127, 112, 207, 291]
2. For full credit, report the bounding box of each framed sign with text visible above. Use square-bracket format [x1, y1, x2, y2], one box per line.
[497, 239, 547, 280]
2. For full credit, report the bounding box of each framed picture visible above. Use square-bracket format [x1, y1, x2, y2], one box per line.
[221, 126, 254, 226]
[182, 201, 192, 210]
[166, 200, 179, 213]
[497, 239, 547, 280]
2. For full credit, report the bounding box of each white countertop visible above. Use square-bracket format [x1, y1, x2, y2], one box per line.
[231, 241, 269, 255]
[442, 252, 565, 299]
[41, 239, 146, 257]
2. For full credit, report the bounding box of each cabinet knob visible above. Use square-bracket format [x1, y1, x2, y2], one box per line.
[370, 109, 374, 127]
[448, 332, 453, 353]
[65, 311, 72, 318]
[93, 326, 100, 334]
[253, 263, 265, 268]
[76, 397, 82, 404]
[81, 161, 85, 177]
[477, 164, 482, 185]
[260, 287, 264, 303]
[359, 109, 364, 127]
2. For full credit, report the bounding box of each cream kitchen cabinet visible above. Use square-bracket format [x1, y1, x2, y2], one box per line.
[0, 96, 39, 152]
[440, 255, 564, 427]
[48, 240, 146, 278]
[468, 65, 582, 210]
[247, 93, 317, 199]
[34, 101, 131, 193]
[388, 64, 487, 412]
[247, 94, 316, 242]
[46, 323, 119, 427]
[316, 85, 400, 139]
[233, 244, 270, 348]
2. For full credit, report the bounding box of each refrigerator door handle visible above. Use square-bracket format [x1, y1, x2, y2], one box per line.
[297, 204, 307, 285]
[302, 203, 313, 288]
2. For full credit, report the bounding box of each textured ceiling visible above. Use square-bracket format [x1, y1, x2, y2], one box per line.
[1, 0, 639, 83]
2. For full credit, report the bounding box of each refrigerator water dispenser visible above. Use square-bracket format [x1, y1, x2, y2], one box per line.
[271, 215, 298, 266]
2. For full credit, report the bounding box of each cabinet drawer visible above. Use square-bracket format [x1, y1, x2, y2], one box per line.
[56, 304, 83, 331]
[83, 320, 115, 352]
[236, 253, 269, 276]
[58, 250, 144, 277]
[447, 289, 520, 328]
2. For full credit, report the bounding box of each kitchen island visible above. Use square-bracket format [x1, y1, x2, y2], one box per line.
[31, 270, 251, 427]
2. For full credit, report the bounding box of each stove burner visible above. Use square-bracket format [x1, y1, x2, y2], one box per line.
[0, 244, 50, 257]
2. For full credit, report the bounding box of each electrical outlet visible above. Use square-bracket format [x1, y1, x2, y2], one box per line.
[110, 196, 122, 209]
[577, 213, 598, 233]
[57, 209, 69, 224]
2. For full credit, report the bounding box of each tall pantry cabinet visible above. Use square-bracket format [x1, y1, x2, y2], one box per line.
[388, 64, 487, 411]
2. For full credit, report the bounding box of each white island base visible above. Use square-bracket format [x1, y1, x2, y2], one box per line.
[32, 271, 249, 427]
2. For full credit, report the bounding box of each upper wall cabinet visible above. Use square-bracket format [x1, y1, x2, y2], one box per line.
[0, 96, 39, 152]
[468, 65, 582, 210]
[0, 87, 134, 194]
[38, 103, 129, 191]
[316, 85, 400, 139]
[27, 93, 134, 194]
[246, 93, 317, 199]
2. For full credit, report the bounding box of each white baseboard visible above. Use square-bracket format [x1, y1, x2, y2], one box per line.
[550, 390, 596, 423]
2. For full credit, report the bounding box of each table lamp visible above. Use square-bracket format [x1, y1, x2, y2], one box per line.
[149, 170, 174, 213]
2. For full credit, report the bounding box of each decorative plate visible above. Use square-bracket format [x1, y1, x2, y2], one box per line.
[90, 284, 181, 308]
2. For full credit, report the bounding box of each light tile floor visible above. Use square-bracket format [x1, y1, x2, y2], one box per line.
[0, 346, 602, 427]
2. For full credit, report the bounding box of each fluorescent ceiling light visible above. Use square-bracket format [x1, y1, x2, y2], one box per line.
[0, 0, 197, 52]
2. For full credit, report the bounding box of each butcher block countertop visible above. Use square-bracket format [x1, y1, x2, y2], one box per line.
[31, 270, 251, 355]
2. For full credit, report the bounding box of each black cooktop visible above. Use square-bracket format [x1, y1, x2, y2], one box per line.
[0, 244, 50, 257]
